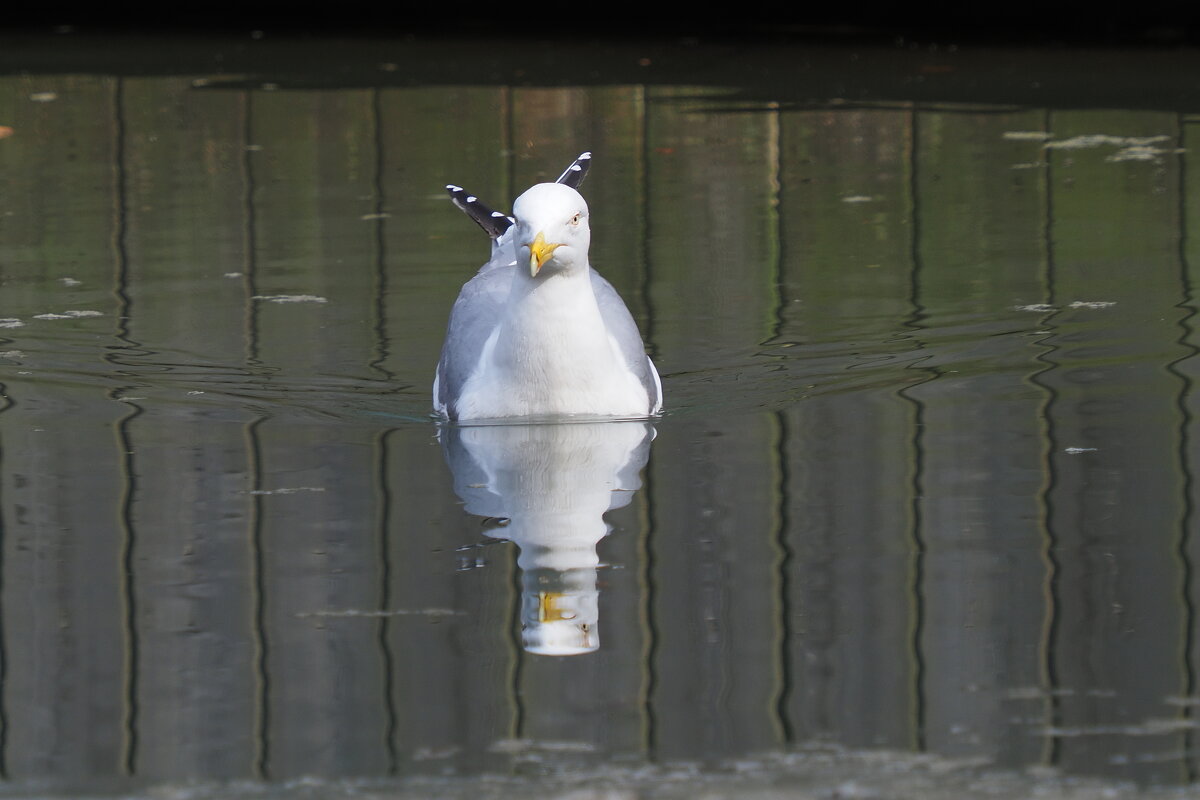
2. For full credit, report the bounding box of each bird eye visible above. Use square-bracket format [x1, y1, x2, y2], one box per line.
[570, 212, 582, 226]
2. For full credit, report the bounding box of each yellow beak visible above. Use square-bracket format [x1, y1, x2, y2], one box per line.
[528, 231, 561, 277]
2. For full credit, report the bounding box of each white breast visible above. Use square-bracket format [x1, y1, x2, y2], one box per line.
[454, 275, 650, 420]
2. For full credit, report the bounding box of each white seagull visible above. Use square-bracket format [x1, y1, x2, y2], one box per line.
[433, 153, 663, 421]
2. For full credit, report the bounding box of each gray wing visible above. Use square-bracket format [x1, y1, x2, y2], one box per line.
[435, 246, 516, 418]
[590, 269, 663, 413]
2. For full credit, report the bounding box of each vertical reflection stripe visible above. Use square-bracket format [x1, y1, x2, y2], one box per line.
[0, 380, 10, 777]
[899, 104, 931, 752]
[369, 88, 393, 382]
[241, 93, 270, 779]
[375, 427, 398, 773]
[245, 417, 269, 779]
[765, 110, 793, 747]
[635, 90, 659, 760]
[1169, 112, 1198, 782]
[371, 92, 399, 772]
[108, 75, 140, 779]
[241, 91, 261, 368]
[1031, 106, 1063, 768]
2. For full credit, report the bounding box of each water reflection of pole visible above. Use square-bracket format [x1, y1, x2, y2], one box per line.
[244, 416, 269, 780]
[1168, 111, 1198, 782]
[899, 102, 932, 753]
[373, 426, 398, 773]
[368, 87, 399, 774]
[0, 382, 9, 778]
[239, 90, 270, 780]
[765, 105, 795, 747]
[508, 537, 525, 738]
[498, 91, 525, 742]
[241, 91, 262, 368]
[637, 92, 660, 761]
[367, 87, 393, 383]
[114, 397, 141, 779]
[1030, 106, 1063, 769]
[108, 74, 142, 779]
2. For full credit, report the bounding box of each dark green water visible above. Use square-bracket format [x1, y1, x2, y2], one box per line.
[2, 30, 1200, 798]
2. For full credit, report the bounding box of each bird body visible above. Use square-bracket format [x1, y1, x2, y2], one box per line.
[434, 158, 662, 421]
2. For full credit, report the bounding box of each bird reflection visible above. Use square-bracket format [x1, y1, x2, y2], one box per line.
[440, 420, 654, 656]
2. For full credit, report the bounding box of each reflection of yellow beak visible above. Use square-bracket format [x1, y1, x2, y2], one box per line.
[536, 591, 577, 621]
[528, 231, 561, 277]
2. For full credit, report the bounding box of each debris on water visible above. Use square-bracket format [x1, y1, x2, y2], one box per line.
[29, 91, 57, 102]
[841, 195, 874, 203]
[488, 738, 598, 754]
[32, 309, 102, 320]
[412, 745, 461, 761]
[1013, 301, 1114, 312]
[59, 277, 81, 286]
[252, 294, 329, 304]
[1064, 447, 1098, 454]
[0, 318, 24, 328]
[248, 486, 326, 495]
[1042, 134, 1171, 151]
[1002, 131, 1054, 141]
[1040, 718, 1200, 737]
[1107, 145, 1181, 162]
[296, 607, 463, 618]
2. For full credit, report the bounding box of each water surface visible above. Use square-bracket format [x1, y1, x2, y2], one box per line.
[2, 31, 1200, 798]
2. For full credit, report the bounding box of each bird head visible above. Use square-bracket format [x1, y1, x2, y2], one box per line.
[512, 183, 591, 278]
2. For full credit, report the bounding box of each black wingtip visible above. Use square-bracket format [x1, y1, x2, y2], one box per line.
[445, 184, 513, 239]
[555, 151, 592, 189]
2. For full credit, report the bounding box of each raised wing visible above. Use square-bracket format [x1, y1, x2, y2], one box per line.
[555, 151, 592, 189]
[446, 152, 592, 238]
[445, 184, 514, 240]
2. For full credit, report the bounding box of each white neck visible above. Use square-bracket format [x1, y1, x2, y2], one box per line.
[499, 269, 612, 363]
[497, 271, 618, 408]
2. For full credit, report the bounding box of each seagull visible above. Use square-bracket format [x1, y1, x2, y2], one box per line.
[433, 153, 663, 421]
